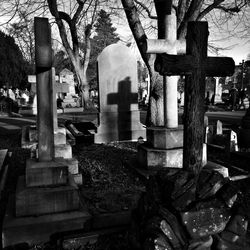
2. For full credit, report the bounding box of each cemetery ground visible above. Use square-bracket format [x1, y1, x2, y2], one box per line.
[1, 109, 250, 249]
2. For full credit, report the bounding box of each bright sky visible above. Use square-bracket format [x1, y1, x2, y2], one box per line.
[219, 39, 250, 65]
[116, 6, 250, 66]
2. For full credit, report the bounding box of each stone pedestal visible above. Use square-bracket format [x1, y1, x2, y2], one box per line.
[21, 125, 82, 185]
[16, 176, 79, 217]
[137, 126, 183, 169]
[3, 194, 90, 246]
[62, 94, 77, 108]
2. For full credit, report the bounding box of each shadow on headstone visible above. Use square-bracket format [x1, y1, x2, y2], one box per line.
[107, 77, 138, 141]
[94, 43, 146, 143]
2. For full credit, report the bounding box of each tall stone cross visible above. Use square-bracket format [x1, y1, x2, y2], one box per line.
[147, 0, 185, 128]
[154, 22, 235, 174]
[34, 17, 54, 162]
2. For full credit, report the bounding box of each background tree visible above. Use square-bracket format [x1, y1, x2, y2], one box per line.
[53, 50, 73, 75]
[0, 31, 28, 89]
[121, 0, 250, 126]
[0, 0, 110, 109]
[8, 11, 35, 68]
[87, 9, 120, 90]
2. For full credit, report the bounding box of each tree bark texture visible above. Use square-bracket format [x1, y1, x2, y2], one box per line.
[122, 0, 164, 126]
[183, 22, 208, 175]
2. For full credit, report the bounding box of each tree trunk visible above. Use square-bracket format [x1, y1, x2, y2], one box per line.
[71, 56, 92, 109]
[121, 0, 164, 127]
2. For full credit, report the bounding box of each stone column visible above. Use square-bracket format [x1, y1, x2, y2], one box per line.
[35, 17, 54, 161]
[163, 11, 178, 128]
[51, 67, 58, 129]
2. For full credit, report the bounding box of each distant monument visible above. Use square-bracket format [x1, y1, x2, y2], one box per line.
[94, 43, 146, 143]
[58, 69, 78, 108]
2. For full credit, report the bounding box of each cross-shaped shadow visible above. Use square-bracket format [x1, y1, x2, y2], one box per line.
[107, 77, 138, 141]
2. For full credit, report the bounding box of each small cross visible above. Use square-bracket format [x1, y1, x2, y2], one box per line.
[154, 22, 235, 174]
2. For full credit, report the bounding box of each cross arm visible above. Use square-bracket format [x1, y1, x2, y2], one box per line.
[146, 39, 186, 54]
[155, 53, 235, 77]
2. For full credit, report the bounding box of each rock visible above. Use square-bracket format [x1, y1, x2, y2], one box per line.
[156, 170, 197, 211]
[159, 207, 187, 248]
[181, 199, 231, 238]
[217, 182, 239, 208]
[143, 231, 174, 250]
[144, 216, 183, 250]
[214, 213, 249, 249]
[188, 236, 213, 250]
[197, 169, 227, 199]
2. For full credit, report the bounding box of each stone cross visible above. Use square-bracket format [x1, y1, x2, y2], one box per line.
[34, 17, 54, 162]
[146, 1, 185, 128]
[154, 22, 235, 174]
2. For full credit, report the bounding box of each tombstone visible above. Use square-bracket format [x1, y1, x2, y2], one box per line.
[3, 18, 88, 246]
[216, 120, 223, 135]
[154, 21, 234, 174]
[18, 75, 38, 115]
[94, 43, 146, 143]
[59, 68, 78, 109]
[137, 8, 184, 169]
[8, 89, 15, 100]
[214, 77, 223, 103]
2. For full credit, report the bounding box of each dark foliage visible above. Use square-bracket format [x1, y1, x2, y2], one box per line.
[0, 31, 28, 88]
[87, 9, 120, 90]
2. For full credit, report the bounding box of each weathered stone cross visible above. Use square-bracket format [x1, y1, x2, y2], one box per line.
[154, 22, 235, 174]
[35, 17, 54, 161]
[146, 3, 185, 128]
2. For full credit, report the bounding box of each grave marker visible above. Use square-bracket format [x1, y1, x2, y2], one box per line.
[154, 22, 235, 174]
[3, 17, 88, 246]
[137, 3, 184, 169]
[94, 43, 145, 143]
[216, 120, 223, 135]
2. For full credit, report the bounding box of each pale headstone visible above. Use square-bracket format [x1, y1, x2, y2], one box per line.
[216, 120, 223, 135]
[8, 89, 15, 100]
[94, 43, 145, 143]
[59, 68, 76, 95]
[214, 77, 223, 103]
[59, 68, 78, 108]
[230, 130, 238, 152]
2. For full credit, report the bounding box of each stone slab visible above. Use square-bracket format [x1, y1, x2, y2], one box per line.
[146, 125, 183, 149]
[56, 157, 79, 175]
[25, 158, 69, 187]
[3, 194, 90, 247]
[62, 102, 77, 108]
[29, 126, 66, 145]
[137, 144, 183, 169]
[55, 143, 72, 159]
[54, 127, 67, 145]
[63, 107, 84, 113]
[16, 176, 79, 217]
